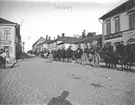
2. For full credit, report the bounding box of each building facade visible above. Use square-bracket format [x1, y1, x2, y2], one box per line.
[47, 40, 57, 51]
[32, 37, 46, 54]
[99, 0, 135, 50]
[0, 17, 22, 60]
[75, 35, 102, 51]
[56, 35, 80, 51]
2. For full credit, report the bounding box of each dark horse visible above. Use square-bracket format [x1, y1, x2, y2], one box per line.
[98, 48, 119, 69]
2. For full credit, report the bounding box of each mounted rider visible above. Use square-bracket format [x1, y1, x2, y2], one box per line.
[89, 45, 95, 56]
[75, 45, 83, 60]
[61, 46, 66, 62]
[84, 44, 90, 56]
[66, 46, 73, 62]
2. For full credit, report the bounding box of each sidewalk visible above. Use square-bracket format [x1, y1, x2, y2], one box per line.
[2, 55, 36, 69]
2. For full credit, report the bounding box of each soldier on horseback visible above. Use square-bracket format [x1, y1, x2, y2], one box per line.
[75, 45, 83, 63]
[84, 44, 90, 56]
[66, 46, 73, 62]
[61, 46, 66, 62]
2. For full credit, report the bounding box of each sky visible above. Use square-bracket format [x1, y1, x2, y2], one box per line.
[0, 0, 127, 52]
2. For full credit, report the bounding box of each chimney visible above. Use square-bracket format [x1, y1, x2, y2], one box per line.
[62, 33, 65, 37]
[46, 35, 48, 40]
[54, 37, 55, 40]
[49, 36, 51, 40]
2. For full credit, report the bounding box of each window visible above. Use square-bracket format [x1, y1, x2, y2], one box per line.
[106, 20, 111, 34]
[129, 12, 135, 29]
[4, 29, 10, 40]
[114, 17, 120, 33]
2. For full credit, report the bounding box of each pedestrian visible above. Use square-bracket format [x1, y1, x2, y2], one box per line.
[0, 49, 7, 68]
[0, 49, 3, 67]
[47, 90, 72, 105]
[48, 50, 53, 63]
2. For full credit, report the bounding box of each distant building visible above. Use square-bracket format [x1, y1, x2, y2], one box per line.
[99, 0, 135, 50]
[47, 39, 57, 51]
[0, 17, 22, 60]
[75, 34, 102, 50]
[56, 33, 80, 51]
[32, 37, 46, 54]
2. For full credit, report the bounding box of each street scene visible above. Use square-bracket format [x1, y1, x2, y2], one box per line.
[0, 0, 135, 105]
[0, 57, 135, 105]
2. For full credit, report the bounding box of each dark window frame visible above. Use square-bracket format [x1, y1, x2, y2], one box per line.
[106, 20, 111, 35]
[114, 17, 120, 33]
[129, 12, 135, 30]
[3, 29, 10, 40]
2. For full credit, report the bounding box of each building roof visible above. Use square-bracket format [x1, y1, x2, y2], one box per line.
[32, 37, 46, 47]
[0, 17, 17, 24]
[47, 39, 57, 44]
[57, 36, 80, 43]
[75, 35, 102, 44]
[63, 37, 80, 44]
[37, 39, 52, 46]
[99, 0, 134, 20]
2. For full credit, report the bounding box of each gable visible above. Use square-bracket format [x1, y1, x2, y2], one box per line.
[33, 37, 46, 48]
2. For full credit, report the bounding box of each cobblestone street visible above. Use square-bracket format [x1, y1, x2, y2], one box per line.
[0, 57, 135, 105]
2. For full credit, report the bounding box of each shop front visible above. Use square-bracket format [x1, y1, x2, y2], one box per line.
[0, 40, 12, 57]
[104, 32, 122, 50]
[122, 29, 135, 44]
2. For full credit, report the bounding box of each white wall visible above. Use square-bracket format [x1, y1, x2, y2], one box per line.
[0, 25, 16, 59]
[43, 43, 48, 49]
[120, 12, 129, 31]
[103, 12, 130, 36]
[111, 18, 115, 34]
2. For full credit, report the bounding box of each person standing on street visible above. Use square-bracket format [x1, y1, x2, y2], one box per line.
[48, 50, 53, 63]
[0, 49, 7, 68]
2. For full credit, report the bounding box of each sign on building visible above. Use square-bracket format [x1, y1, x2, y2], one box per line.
[123, 29, 135, 43]
[104, 32, 122, 40]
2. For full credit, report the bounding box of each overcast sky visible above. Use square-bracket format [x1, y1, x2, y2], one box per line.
[0, 0, 127, 52]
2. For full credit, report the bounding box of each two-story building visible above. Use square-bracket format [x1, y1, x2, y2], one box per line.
[32, 37, 46, 54]
[99, 0, 135, 50]
[0, 17, 22, 60]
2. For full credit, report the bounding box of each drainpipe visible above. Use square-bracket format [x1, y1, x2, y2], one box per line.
[98, 18, 104, 48]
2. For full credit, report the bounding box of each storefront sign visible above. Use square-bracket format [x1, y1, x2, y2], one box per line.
[104, 32, 122, 40]
[122, 29, 135, 43]
[0, 40, 11, 44]
[123, 29, 135, 38]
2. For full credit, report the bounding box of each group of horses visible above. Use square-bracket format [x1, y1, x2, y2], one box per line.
[51, 48, 81, 62]
[41, 43, 135, 71]
[99, 44, 135, 71]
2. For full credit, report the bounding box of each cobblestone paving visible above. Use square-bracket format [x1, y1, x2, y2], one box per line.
[0, 57, 135, 105]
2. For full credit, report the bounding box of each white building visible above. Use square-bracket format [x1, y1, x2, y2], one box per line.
[0, 17, 21, 60]
[99, 0, 135, 50]
[56, 35, 80, 51]
[32, 37, 46, 54]
[47, 40, 57, 51]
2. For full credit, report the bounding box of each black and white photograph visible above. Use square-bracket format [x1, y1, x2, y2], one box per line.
[0, 0, 135, 105]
